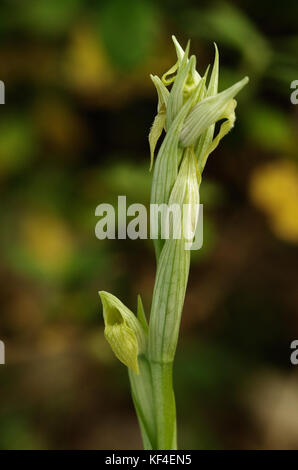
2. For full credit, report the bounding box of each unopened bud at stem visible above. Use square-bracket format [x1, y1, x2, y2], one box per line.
[99, 291, 147, 374]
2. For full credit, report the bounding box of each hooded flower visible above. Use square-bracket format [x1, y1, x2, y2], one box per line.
[99, 291, 147, 374]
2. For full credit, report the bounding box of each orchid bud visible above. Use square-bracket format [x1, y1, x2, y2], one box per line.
[168, 147, 200, 243]
[99, 291, 147, 374]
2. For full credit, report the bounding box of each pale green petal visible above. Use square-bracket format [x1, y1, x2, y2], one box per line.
[207, 43, 219, 97]
[149, 75, 170, 169]
[168, 147, 200, 241]
[162, 61, 179, 86]
[172, 35, 185, 64]
[195, 43, 219, 170]
[180, 76, 249, 147]
[162, 40, 190, 87]
[168, 147, 200, 207]
[150, 74, 169, 113]
[199, 99, 237, 172]
[172, 35, 201, 83]
[166, 43, 191, 128]
[149, 107, 166, 171]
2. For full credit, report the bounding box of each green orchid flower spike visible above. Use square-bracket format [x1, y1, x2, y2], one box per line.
[99, 36, 248, 450]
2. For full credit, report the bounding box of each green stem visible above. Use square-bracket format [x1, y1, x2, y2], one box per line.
[129, 356, 177, 450]
[128, 354, 156, 450]
[150, 361, 177, 450]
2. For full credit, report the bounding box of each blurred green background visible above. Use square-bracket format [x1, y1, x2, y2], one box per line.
[0, 0, 298, 450]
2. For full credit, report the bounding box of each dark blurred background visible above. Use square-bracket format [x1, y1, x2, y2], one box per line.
[0, 0, 298, 450]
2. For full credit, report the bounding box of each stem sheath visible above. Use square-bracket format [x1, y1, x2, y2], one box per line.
[150, 361, 177, 450]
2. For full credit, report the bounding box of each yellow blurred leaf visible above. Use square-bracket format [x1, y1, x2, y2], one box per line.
[64, 25, 114, 94]
[250, 161, 298, 243]
[22, 212, 75, 275]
